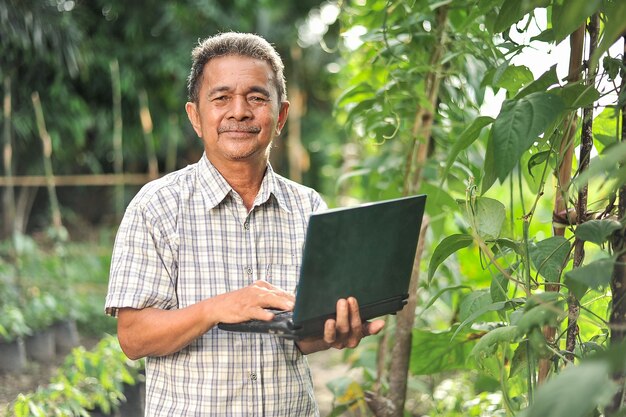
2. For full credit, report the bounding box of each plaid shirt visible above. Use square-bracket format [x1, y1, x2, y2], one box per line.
[105, 155, 326, 416]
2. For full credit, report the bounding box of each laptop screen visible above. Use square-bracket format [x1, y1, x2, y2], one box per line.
[292, 195, 427, 324]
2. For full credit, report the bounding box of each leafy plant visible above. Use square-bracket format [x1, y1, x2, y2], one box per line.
[5, 335, 144, 417]
[331, 0, 626, 416]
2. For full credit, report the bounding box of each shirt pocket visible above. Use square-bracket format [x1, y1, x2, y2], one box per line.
[264, 264, 300, 294]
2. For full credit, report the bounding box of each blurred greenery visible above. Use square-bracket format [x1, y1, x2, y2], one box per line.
[2, 0, 626, 416]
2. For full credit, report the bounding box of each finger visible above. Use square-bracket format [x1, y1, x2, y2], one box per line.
[347, 297, 362, 330]
[335, 299, 350, 335]
[363, 319, 386, 336]
[323, 318, 337, 344]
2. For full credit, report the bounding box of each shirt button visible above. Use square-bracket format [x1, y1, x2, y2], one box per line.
[250, 372, 257, 381]
[246, 266, 253, 275]
[244, 221, 250, 230]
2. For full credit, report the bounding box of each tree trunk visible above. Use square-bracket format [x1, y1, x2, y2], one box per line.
[565, 14, 599, 363]
[538, 23, 585, 383]
[607, 33, 626, 415]
[367, 6, 448, 417]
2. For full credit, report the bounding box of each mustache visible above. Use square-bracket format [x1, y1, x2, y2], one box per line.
[218, 125, 261, 134]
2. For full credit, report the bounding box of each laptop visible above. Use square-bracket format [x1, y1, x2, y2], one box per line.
[217, 194, 427, 340]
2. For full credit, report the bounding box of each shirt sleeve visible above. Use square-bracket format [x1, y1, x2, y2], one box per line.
[105, 200, 178, 317]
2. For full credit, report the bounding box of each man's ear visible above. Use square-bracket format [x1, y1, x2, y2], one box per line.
[185, 102, 202, 138]
[275, 101, 290, 136]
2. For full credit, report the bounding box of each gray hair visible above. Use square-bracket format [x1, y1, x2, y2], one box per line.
[187, 32, 287, 104]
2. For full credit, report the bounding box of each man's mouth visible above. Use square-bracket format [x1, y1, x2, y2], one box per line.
[218, 125, 261, 134]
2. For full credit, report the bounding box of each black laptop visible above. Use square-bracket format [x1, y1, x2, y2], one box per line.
[217, 194, 427, 340]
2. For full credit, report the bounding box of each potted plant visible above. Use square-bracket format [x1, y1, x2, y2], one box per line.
[22, 290, 58, 363]
[0, 304, 31, 372]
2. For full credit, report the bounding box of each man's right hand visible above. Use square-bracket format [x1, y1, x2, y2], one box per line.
[213, 280, 295, 324]
[117, 280, 294, 359]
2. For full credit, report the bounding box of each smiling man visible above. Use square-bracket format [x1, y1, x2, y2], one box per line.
[105, 32, 384, 416]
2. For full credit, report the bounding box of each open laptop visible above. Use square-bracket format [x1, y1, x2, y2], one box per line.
[217, 194, 427, 340]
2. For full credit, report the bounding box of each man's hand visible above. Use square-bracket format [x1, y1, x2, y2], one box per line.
[214, 280, 295, 324]
[117, 280, 294, 359]
[296, 297, 385, 354]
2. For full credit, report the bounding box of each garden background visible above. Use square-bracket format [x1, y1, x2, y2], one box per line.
[1, 0, 626, 416]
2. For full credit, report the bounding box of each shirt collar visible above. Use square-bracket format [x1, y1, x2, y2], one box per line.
[198, 154, 291, 213]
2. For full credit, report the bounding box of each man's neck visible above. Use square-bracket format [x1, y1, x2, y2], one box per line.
[208, 156, 268, 211]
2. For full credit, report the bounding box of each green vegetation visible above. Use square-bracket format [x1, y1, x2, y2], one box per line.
[6, 335, 144, 417]
[2, 0, 626, 416]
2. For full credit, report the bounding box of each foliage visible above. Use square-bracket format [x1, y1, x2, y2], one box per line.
[332, 0, 626, 416]
[0, 0, 343, 234]
[4, 334, 144, 417]
[0, 233, 117, 338]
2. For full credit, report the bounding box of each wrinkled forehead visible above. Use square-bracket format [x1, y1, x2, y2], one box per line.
[201, 55, 279, 96]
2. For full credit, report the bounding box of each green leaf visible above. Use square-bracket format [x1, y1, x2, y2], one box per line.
[510, 342, 528, 377]
[575, 219, 623, 245]
[491, 238, 523, 257]
[590, 0, 626, 73]
[492, 92, 565, 182]
[460, 290, 493, 322]
[428, 234, 473, 282]
[420, 285, 472, 313]
[442, 116, 494, 178]
[470, 325, 521, 364]
[418, 182, 459, 214]
[569, 141, 626, 192]
[593, 107, 620, 150]
[490, 270, 510, 303]
[564, 257, 615, 300]
[453, 299, 523, 340]
[516, 299, 564, 333]
[409, 326, 477, 375]
[494, 0, 550, 33]
[481, 130, 498, 194]
[551, 0, 601, 44]
[529, 236, 571, 282]
[493, 64, 535, 95]
[554, 81, 601, 110]
[470, 197, 506, 241]
[527, 150, 550, 179]
[515, 66, 559, 99]
[519, 361, 618, 417]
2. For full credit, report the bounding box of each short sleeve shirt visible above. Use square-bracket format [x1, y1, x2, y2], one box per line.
[105, 155, 326, 416]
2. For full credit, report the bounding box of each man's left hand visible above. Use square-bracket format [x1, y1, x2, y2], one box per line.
[296, 297, 385, 354]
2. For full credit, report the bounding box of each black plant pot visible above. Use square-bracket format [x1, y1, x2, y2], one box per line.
[0, 337, 27, 372]
[118, 381, 145, 417]
[52, 319, 80, 355]
[25, 327, 56, 363]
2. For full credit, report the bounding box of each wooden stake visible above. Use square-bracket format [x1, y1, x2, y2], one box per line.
[2, 75, 15, 239]
[31, 91, 64, 237]
[110, 59, 124, 220]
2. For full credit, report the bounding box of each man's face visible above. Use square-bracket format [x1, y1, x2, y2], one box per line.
[185, 55, 289, 168]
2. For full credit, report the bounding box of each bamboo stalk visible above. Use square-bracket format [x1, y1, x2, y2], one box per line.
[31, 91, 64, 237]
[139, 89, 159, 179]
[110, 59, 124, 220]
[2, 75, 15, 239]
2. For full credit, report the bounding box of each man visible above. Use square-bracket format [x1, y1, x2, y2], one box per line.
[105, 32, 384, 416]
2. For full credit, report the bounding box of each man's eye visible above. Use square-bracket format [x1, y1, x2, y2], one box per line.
[212, 95, 229, 102]
[249, 96, 268, 103]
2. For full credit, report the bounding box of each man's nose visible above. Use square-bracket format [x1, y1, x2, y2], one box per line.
[227, 95, 253, 120]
